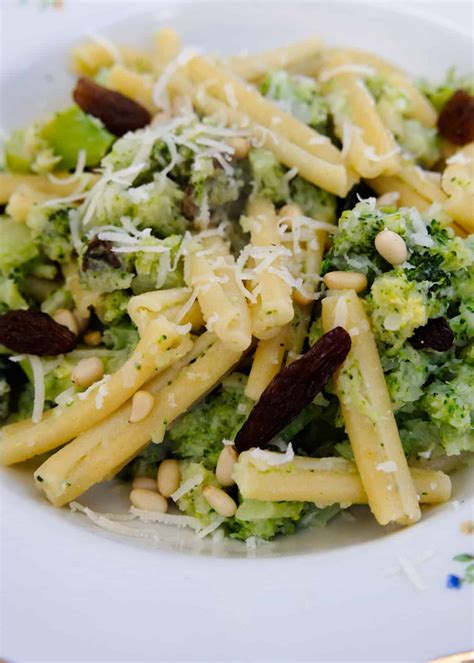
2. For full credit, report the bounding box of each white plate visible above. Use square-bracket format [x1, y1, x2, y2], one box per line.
[1, 2, 473, 661]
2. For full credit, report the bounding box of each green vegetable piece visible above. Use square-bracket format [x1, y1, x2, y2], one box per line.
[0, 217, 38, 277]
[41, 106, 114, 169]
[5, 129, 35, 173]
[453, 553, 474, 563]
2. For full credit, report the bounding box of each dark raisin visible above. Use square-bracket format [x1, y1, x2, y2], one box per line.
[82, 236, 121, 270]
[336, 181, 378, 217]
[438, 90, 474, 146]
[410, 317, 454, 352]
[0, 310, 77, 356]
[234, 327, 351, 452]
[73, 77, 151, 137]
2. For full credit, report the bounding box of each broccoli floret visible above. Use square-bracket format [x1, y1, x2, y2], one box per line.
[419, 68, 474, 112]
[132, 235, 184, 293]
[366, 74, 440, 167]
[99, 290, 129, 325]
[102, 320, 140, 352]
[289, 176, 337, 223]
[383, 345, 431, 411]
[41, 106, 114, 169]
[261, 70, 329, 132]
[0, 216, 38, 277]
[0, 377, 11, 422]
[368, 272, 428, 353]
[175, 462, 220, 526]
[40, 286, 74, 316]
[169, 373, 252, 470]
[38, 208, 74, 264]
[118, 442, 169, 481]
[4, 125, 59, 174]
[248, 148, 288, 204]
[0, 276, 28, 312]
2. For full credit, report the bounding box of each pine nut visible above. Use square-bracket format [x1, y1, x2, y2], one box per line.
[83, 330, 102, 346]
[73, 308, 90, 334]
[129, 390, 154, 423]
[202, 485, 237, 517]
[53, 309, 78, 335]
[323, 271, 368, 293]
[157, 459, 181, 497]
[130, 488, 167, 513]
[215, 446, 238, 487]
[374, 230, 408, 266]
[132, 476, 158, 491]
[71, 357, 104, 388]
[228, 137, 251, 160]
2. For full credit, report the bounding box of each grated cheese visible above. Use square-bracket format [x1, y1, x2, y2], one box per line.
[152, 47, 198, 112]
[446, 151, 471, 165]
[27, 355, 45, 424]
[363, 145, 400, 163]
[224, 82, 238, 109]
[48, 150, 87, 186]
[54, 387, 76, 407]
[196, 517, 225, 539]
[171, 473, 204, 501]
[250, 442, 295, 466]
[95, 375, 111, 409]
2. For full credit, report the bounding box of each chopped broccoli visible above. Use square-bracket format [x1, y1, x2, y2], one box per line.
[102, 320, 140, 352]
[169, 373, 252, 470]
[261, 70, 329, 132]
[0, 276, 28, 312]
[99, 290, 129, 324]
[419, 68, 474, 112]
[132, 235, 184, 294]
[289, 176, 337, 223]
[4, 125, 59, 174]
[118, 442, 169, 481]
[40, 286, 74, 316]
[383, 345, 431, 411]
[41, 106, 114, 169]
[248, 148, 288, 204]
[0, 377, 11, 422]
[0, 217, 38, 277]
[38, 208, 74, 264]
[175, 462, 220, 526]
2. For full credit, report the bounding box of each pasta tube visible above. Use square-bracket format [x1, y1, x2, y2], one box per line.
[5, 185, 52, 223]
[233, 451, 451, 507]
[0, 316, 193, 466]
[245, 326, 288, 401]
[105, 65, 157, 113]
[128, 287, 204, 335]
[245, 198, 294, 339]
[165, 71, 354, 195]
[34, 334, 242, 506]
[227, 37, 325, 82]
[441, 144, 474, 234]
[0, 172, 99, 204]
[322, 290, 421, 525]
[184, 53, 343, 166]
[186, 237, 252, 352]
[153, 27, 182, 72]
[71, 41, 151, 77]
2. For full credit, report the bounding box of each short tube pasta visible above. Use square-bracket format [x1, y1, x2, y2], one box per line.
[34, 334, 242, 506]
[0, 316, 193, 466]
[71, 41, 151, 77]
[322, 290, 421, 526]
[185, 237, 252, 352]
[245, 326, 288, 401]
[105, 65, 157, 113]
[245, 198, 294, 339]
[0, 172, 99, 204]
[233, 451, 452, 506]
[153, 27, 182, 72]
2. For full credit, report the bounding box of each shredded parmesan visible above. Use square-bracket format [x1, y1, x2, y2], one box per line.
[152, 47, 198, 111]
[196, 517, 225, 539]
[48, 150, 87, 186]
[95, 375, 110, 409]
[446, 151, 471, 165]
[250, 443, 294, 466]
[15, 355, 46, 424]
[171, 473, 204, 501]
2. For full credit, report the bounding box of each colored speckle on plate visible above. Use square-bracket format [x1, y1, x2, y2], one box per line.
[446, 574, 462, 589]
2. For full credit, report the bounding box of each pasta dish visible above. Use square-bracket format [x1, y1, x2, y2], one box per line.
[0, 28, 472, 545]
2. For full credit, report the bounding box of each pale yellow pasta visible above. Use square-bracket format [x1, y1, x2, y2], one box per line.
[322, 290, 421, 526]
[245, 326, 288, 401]
[227, 37, 325, 81]
[234, 451, 451, 507]
[105, 65, 157, 113]
[186, 236, 252, 352]
[0, 316, 193, 466]
[321, 55, 401, 178]
[441, 144, 474, 234]
[34, 335, 242, 506]
[153, 27, 182, 72]
[370, 174, 434, 210]
[164, 70, 354, 196]
[310, 47, 437, 128]
[71, 41, 151, 76]
[184, 53, 344, 166]
[5, 185, 52, 223]
[0, 172, 99, 204]
[128, 287, 204, 335]
[245, 198, 294, 339]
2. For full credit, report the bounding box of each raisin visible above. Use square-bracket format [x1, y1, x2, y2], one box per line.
[336, 181, 377, 217]
[410, 317, 454, 352]
[0, 310, 77, 356]
[82, 236, 121, 271]
[234, 327, 351, 452]
[438, 90, 474, 146]
[73, 77, 151, 137]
